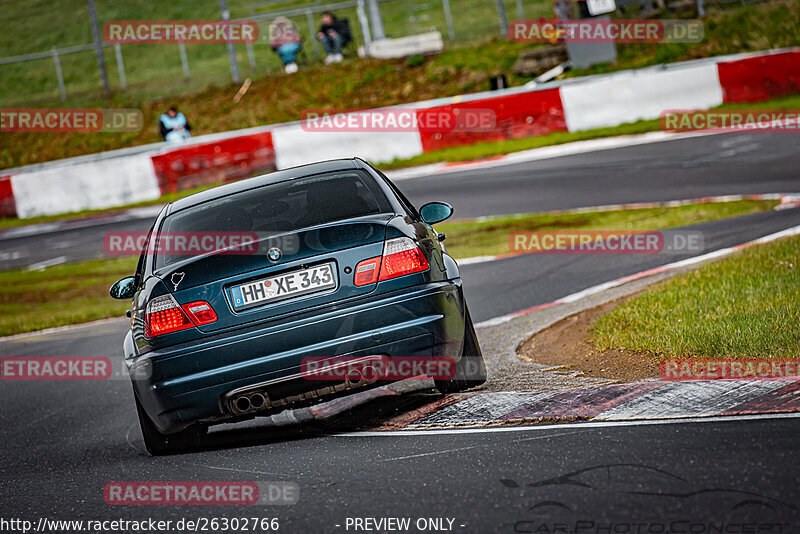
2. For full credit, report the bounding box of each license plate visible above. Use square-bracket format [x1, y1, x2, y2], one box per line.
[230, 262, 337, 310]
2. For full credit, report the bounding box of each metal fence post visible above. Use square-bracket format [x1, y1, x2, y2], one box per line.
[515, 0, 524, 19]
[113, 43, 127, 90]
[366, 0, 385, 40]
[87, 0, 110, 99]
[442, 0, 455, 40]
[246, 41, 256, 67]
[356, 0, 372, 56]
[51, 46, 67, 102]
[219, 0, 241, 84]
[178, 41, 191, 78]
[495, 0, 508, 36]
[307, 10, 320, 58]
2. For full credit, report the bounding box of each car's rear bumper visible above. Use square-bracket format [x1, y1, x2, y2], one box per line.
[129, 280, 466, 433]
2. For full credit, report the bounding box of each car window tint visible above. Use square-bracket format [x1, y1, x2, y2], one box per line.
[155, 171, 391, 270]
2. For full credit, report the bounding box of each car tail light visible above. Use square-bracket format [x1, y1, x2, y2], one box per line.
[145, 295, 193, 337]
[182, 301, 218, 326]
[353, 237, 429, 287]
[144, 296, 218, 337]
[354, 257, 381, 287]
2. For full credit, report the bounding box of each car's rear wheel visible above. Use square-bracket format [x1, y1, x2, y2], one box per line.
[134, 394, 206, 456]
[435, 306, 487, 394]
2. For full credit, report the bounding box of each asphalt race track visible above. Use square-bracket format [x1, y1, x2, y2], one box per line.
[1, 131, 799, 271]
[1, 130, 800, 530]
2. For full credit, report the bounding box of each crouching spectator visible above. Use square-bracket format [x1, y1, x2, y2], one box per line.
[317, 11, 351, 64]
[159, 106, 191, 144]
[270, 16, 302, 74]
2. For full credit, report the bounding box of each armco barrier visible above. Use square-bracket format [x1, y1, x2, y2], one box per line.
[10, 153, 161, 219]
[271, 123, 423, 170]
[559, 62, 723, 132]
[151, 130, 276, 194]
[417, 88, 567, 153]
[717, 49, 800, 103]
[2, 47, 798, 219]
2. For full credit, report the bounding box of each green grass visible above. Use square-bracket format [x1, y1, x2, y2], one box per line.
[0, 198, 778, 336]
[591, 234, 800, 358]
[0, 257, 136, 337]
[1, 0, 798, 171]
[437, 199, 778, 259]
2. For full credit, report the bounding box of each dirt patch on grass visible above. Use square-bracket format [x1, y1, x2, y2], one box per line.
[518, 294, 660, 382]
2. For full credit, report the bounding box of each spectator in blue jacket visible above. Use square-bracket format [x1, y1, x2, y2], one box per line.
[159, 106, 192, 144]
[317, 12, 352, 64]
[270, 17, 302, 74]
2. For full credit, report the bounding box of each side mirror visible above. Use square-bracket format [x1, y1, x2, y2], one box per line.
[419, 201, 454, 224]
[110, 276, 137, 300]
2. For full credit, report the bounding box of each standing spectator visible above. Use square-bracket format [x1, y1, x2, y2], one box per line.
[317, 12, 352, 64]
[159, 106, 191, 144]
[269, 16, 303, 74]
[554, 0, 571, 20]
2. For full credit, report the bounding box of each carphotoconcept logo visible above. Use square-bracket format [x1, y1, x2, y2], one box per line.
[103, 20, 259, 44]
[1, 109, 143, 133]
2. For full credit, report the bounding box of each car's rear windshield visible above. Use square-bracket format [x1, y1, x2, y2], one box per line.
[154, 170, 392, 270]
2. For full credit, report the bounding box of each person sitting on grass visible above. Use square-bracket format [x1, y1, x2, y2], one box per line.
[270, 16, 303, 74]
[159, 106, 192, 144]
[317, 11, 352, 64]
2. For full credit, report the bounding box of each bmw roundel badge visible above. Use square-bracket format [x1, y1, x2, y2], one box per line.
[267, 247, 282, 262]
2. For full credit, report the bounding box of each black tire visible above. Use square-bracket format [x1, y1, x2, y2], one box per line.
[134, 395, 206, 456]
[435, 305, 487, 394]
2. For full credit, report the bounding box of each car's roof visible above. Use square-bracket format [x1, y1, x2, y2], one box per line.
[167, 158, 363, 215]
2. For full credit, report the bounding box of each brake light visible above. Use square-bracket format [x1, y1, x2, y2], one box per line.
[182, 301, 218, 325]
[353, 237, 429, 287]
[354, 257, 381, 286]
[144, 295, 193, 337]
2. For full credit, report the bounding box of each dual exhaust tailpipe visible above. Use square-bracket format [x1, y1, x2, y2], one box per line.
[229, 363, 380, 415]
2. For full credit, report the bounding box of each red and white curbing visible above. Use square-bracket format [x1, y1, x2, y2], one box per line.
[370, 379, 800, 430]
[1, 48, 799, 218]
[474, 217, 800, 329]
